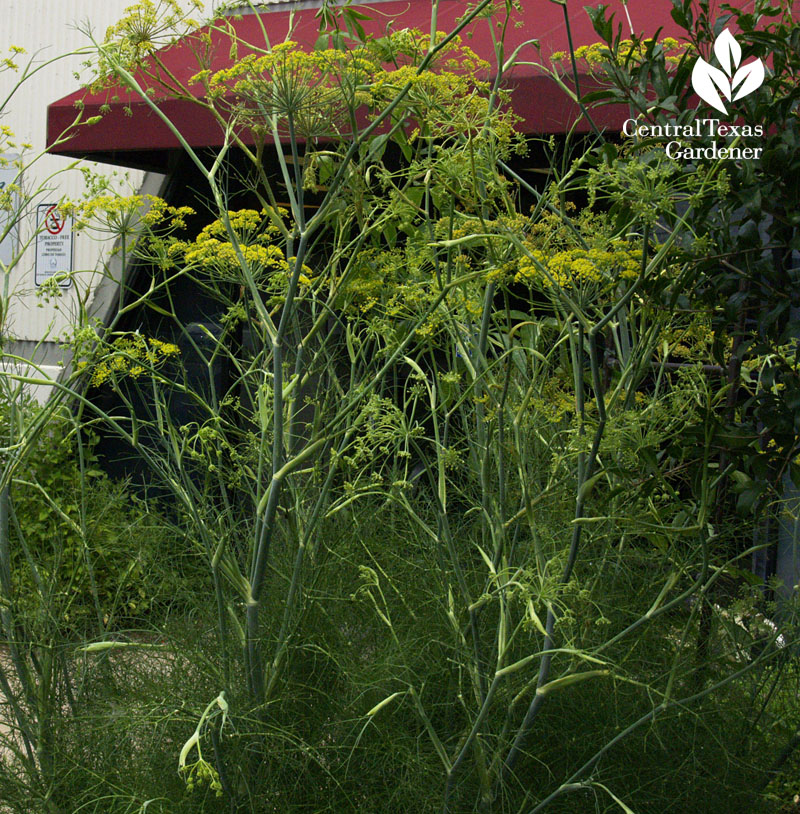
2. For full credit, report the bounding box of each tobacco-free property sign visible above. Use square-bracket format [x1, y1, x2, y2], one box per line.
[35, 203, 73, 288]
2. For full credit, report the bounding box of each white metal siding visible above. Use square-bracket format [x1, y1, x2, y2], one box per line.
[0, 0, 373, 399]
[1, 0, 156, 350]
[0, 1, 220, 398]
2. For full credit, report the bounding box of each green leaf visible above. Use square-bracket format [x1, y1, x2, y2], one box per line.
[393, 124, 413, 162]
[578, 470, 606, 501]
[585, 5, 613, 44]
[366, 133, 391, 162]
[366, 691, 405, 717]
[405, 187, 424, 209]
[593, 783, 639, 814]
[382, 221, 397, 248]
[79, 641, 167, 653]
[536, 670, 610, 696]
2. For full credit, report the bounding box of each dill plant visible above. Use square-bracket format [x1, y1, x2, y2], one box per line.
[0, 1, 797, 812]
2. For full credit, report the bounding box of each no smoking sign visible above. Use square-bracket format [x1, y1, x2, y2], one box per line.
[44, 205, 67, 235]
[35, 203, 73, 288]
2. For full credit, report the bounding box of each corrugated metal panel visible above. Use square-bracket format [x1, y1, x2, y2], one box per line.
[1, 0, 296, 356]
[0, 0, 158, 354]
[0, 0, 398, 399]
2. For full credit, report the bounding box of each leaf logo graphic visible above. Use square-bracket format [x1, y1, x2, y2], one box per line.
[691, 29, 765, 115]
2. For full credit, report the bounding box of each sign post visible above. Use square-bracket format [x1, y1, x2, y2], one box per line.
[35, 203, 73, 288]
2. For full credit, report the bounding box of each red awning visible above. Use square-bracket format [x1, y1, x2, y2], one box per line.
[44, 0, 745, 171]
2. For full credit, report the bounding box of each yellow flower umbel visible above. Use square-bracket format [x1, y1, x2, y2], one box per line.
[563, 37, 691, 69]
[204, 29, 510, 146]
[208, 42, 378, 138]
[86, 334, 180, 388]
[172, 209, 313, 301]
[93, 0, 204, 90]
[1, 44, 26, 73]
[515, 243, 642, 290]
[63, 193, 193, 237]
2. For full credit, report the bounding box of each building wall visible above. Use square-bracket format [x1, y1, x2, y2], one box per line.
[0, 0, 219, 399]
[0, 0, 417, 403]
